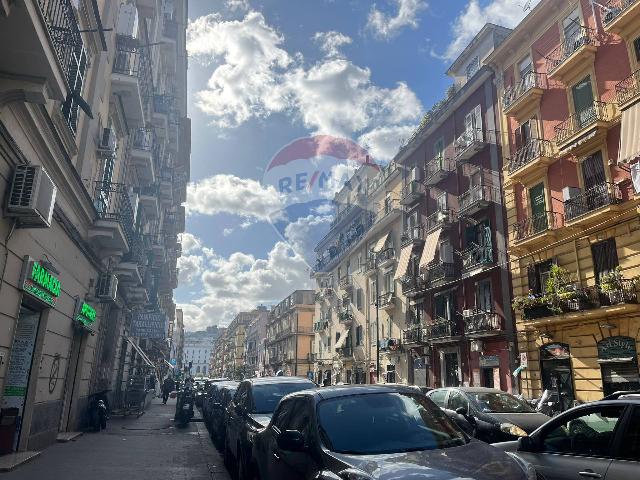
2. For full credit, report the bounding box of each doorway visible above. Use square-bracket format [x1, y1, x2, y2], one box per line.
[441, 349, 460, 387]
[540, 343, 575, 412]
[529, 183, 548, 233]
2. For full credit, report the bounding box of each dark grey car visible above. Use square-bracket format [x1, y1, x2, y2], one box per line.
[493, 392, 640, 480]
[251, 384, 532, 480]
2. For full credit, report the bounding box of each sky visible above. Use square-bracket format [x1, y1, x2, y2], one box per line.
[177, 0, 541, 331]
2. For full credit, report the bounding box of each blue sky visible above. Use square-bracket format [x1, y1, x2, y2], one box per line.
[177, 0, 539, 330]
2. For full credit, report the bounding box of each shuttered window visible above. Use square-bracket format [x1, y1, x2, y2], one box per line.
[634, 37, 640, 61]
[528, 260, 553, 294]
[592, 238, 619, 283]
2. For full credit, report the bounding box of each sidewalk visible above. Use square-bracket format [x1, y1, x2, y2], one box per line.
[2, 398, 231, 480]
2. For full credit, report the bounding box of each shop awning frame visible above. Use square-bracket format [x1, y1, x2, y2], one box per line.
[394, 244, 414, 280]
[618, 101, 640, 165]
[372, 232, 390, 253]
[127, 337, 155, 368]
[419, 227, 442, 270]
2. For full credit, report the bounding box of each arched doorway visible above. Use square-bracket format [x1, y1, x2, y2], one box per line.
[540, 343, 575, 411]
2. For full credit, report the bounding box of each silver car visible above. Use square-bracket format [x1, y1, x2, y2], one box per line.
[493, 392, 640, 480]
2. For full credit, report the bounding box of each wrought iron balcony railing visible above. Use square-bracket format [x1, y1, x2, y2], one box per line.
[377, 248, 395, 264]
[503, 72, 546, 111]
[508, 139, 553, 174]
[401, 225, 425, 245]
[424, 261, 457, 286]
[427, 318, 458, 340]
[132, 127, 155, 151]
[400, 180, 425, 204]
[615, 68, 640, 106]
[401, 326, 427, 345]
[458, 185, 501, 213]
[554, 101, 613, 144]
[424, 156, 456, 184]
[512, 211, 563, 242]
[400, 274, 424, 294]
[339, 275, 353, 289]
[546, 26, 596, 75]
[93, 181, 136, 244]
[113, 37, 153, 101]
[463, 311, 502, 335]
[461, 244, 493, 271]
[563, 182, 622, 222]
[377, 292, 395, 308]
[602, 0, 639, 27]
[425, 209, 456, 232]
[454, 128, 484, 159]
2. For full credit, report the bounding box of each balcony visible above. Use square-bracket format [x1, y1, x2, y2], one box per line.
[511, 211, 563, 251]
[425, 209, 456, 233]
[313, 320, 329, 332]
[112, 37, 151, 126]
[400, 180, 425, 206]
[339, 275, 353, 291]
[545, 27, 597, 83]
[130, 128, 156, 184]
[426, 318, 460, 343]
[114, 261, 143, 288]
[503, 72, 546, 121]
[458, 185, 501, 216]
[151, 93, 172, 131]
[377, 248, 396, 269]
[507, 139, 554, 182]
[554, 101, 616, 154]
[424, 261, 458, 289]
[158, 169, 174, 204]
[461, 244, 493, 275]
[401, 225, 425, 247]
[138, 185, 159, 218]
[424, 157, 456, 186]
[564, 182, 623, 225]
[377, 292, 395, 311]
[400, 274, 425, 297]
[338, 308, 354, 324]
[146, 234, 166, 266]
[454, 128, 486, 161]
[463, 311, 502, 338]
[89, 182, 136, 256]
[337, 345, 353, 358]
[401, 326, 428, 346]
[602, 0, 640, 35]
[615, 69, 640, 110]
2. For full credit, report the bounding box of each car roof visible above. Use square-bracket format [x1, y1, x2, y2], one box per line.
[287, 384, 420, 400]
[430, 387, 508, 394]
[244, 376, 316, 385]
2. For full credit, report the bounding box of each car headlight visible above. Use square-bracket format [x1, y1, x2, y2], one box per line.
[506, 452, 537, 480]
[500, 423, 528, 437]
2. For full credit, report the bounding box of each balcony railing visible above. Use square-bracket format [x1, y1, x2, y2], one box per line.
[337, 346, 353, 357]
[93, 181, 136, 244]
[377, 248, 395, 265]
[461, 244, 493, 271]
[401, 326, 427, 345]
[546, 26, 596, 75]
[424, 156, 456, 185]
[375, 199, 400, 223]
[427, 318, 458, 340]
[132, 127, 154, 151]
[554, 101, 613, 144]
[564, 182, 622, 222]
[602, 0, 639, 27]
[339, 275, 353, 289]
[615, 69, 640, 106]
[599, 280, 638, 306]
[400, 274, 424, 294]
[400, 180, 425, 205]
[401, 225, 425, 246]
[113, 37, 153, 101]
[508, 139, 553, 174]
[425, 209, 456, 232]
[503, 72, 546, 111]
[463, 311, 502, 335]
[153, 93, 173, 115]
[330, 203, 357, 229]
[424, 261, 457, 286]
[377, 292, 395, 308]
[454, 128, 484, 159]
[512, 211, 563, 242]
[458, 185, 501, 214]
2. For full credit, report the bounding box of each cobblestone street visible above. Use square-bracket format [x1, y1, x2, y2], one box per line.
[2, 399, 230, 480]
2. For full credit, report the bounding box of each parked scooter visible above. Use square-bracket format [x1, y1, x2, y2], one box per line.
[88, 390, 109, 432]
[175, 383, 194, 427]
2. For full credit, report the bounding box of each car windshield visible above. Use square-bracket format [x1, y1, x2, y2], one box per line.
[317, 392, 468, 455]
[469, 392, 534, 413]
[251, 382, 315, 414]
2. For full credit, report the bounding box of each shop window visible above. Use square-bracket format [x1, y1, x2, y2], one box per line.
[591, 238, 619, 284]
[597, 336, 640, 397]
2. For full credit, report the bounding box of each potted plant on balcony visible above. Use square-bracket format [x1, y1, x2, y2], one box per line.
[544, 265, 589, 314]
[599, 267, 639, 305]
[512, 292, 551, 319]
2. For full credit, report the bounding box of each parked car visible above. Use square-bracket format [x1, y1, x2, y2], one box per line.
[426, 387, 550, 443]
[494, 391, 640, 480]
[201, 377, 230, 417]
[251, 384, 534, 480]
[224, 377, 316, 479]
[207, 381, 239, 446]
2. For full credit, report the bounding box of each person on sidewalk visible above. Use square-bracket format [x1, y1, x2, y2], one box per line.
[162, 376, 176, 404]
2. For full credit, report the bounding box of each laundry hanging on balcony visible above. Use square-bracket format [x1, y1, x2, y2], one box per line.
[372, 232, 390, 253]
[419, 227, 442, 270]
[334, 332, 349, 350]
[394, 244, 414, 280]
[617, 101, 640, 165]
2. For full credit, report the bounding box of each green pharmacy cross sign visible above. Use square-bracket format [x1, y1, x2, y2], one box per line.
[20, 257, 61, 307]
[75, 301, 96, 328]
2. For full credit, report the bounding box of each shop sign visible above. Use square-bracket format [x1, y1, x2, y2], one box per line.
[480, 355, 500, 368]
[130, 311, 167, 339]
[598, 336, 637, 360]
[74, 298, 97, 328]
[19, 257, 61, 307]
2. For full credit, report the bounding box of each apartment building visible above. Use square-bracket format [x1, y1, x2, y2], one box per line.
[245, 311, 268, 377]
[0, 0, 188, 452]
[313, 158, 408, 385]
[183, 326, 219, 377]
[488, 0, 640, 403]
[392, 24, 516, 391]
[223, 308, 268, 378]
[209, 327, 226, 377]
[266, 291, 315, 377]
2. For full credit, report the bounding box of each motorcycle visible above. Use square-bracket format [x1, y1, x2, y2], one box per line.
[88, 390, 109, 432]
[175, 386, 194, 427]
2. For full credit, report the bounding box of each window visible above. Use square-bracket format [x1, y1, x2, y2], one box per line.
[518, 55, 533, 79]
[370, 279, 377, 304]
[619, 407, 640, 460]
[272, 398, 296, 431]
[386, 364, 396, 383]
[356, 288, 363, 311]
[434, 293, 453, 320]
[448, 391, 469, 412]
[428, 390, 448, 408]
[592, 239, 619, 284]
[436, 193, 448, 211]
[541, 406, 624, 457]
[383, 271, 394, 294]
[356, 325, 363, 346]
[61, 44, 88, 135]
[286, 398, 312, 437]
[466, 56, 480, 80]
[634, 37, 640, 62]
[476, 280, 492, 312]
[528, 260, 553, 295]
[387, 316, 393, 338]
[562, 8, 581, 42]
[336, 332, 340, 344]
[371, 323, 377, 347]
[433, 137, 445, 160]
[572, 76, 595, 128]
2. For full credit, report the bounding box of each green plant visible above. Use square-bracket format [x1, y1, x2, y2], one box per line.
[543, 265, 583, 313]
[598, 266, 639, 293]
[512, 292, 546, 311]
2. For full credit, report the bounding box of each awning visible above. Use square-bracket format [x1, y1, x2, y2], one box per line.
[334, 332, 348, 349]
[618, 101, 640, 164]
[419, 227, 442, 270]
[394, 244, 414, 280]
[127, 337, 154, 368]
[372, 232, 390, 253]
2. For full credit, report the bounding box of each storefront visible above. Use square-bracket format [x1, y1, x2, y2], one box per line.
[597, 336, 640, 396]
[539, 343, 575, 411]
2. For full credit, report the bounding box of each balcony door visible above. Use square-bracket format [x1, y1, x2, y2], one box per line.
[476, 280, 492, 312]
[529, 183, 548, 233]
[519, 56, 534, 90]
[582, 151, 608, 209]
[572, 76, 595, 129]
[563, 8, 582, 50]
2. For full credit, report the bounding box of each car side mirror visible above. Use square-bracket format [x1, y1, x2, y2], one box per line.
[518, 436, 539, 452]
[455, 406, 469, 416]
[277, 430, 306, 452]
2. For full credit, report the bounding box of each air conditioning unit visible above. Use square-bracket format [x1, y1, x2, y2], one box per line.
[5, 165, 57, 228]
[98, 127, 117, 153]
[96, 273, 118, 302]
[562, 186, 582, 201]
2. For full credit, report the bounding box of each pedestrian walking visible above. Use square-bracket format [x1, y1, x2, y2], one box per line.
[162, 376, 176, 404]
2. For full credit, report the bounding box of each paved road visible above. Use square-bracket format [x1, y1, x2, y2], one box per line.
[4, 398, 231, 480]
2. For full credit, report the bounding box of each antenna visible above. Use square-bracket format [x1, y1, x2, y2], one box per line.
[517, 0, 532, 11]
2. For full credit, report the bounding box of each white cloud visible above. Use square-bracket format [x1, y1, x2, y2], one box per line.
[358, 124, 415, 161]
[366, 0, 427, 40]
[186, 174, 284, 221]
[180, 232, 202, 254]
[223, 228, 234, 236]
[187, 11, 423, 140]
[441, 0, 540, 61]
[226, 0, 250, 11]
[177, 254, 203, 284]
[313, 31, 352, 58]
